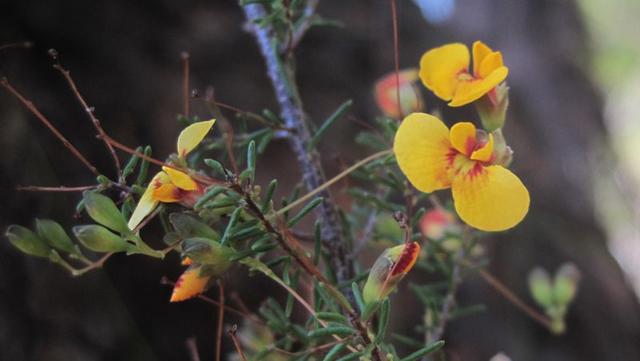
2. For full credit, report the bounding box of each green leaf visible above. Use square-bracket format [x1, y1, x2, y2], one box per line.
[194, 186, 226, 210]
[35, 219, 76, 254]
[169, 213, 220, 240]
[316, 312, 349, 324]
[307, 326, 355, 339]
[182, 238, 235, 271]
[261, 179, 278, 213]
[135, 146, 152, 185]
[122, 146, 142, 179]
[351, 281, 365, 313]
[287, 197, 323, 227]
[83, 192, 129, 234]
[6, 224, 51, 258]
[308, 99, 352, 151]
[399, 341, 445, 361]
[335, 352, 363, 361]
[73, 225, 129, 252]
[322, 343, 346, 361]
[219, 207, 242, 245]
[375, 298, 390, 344]
[247, 140, 256, 181]
[204, 158, 226, 177]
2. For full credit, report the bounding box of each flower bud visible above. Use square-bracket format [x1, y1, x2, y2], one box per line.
[170, 265, 212, 302]
[6, 224, 51, 258]
[36, 219, 76, 254]
[181, 238, 235, 271]
[374, 69, 424, 118]
[553, 263, 580, 305]
[83, 192, 130, 234]
[419, 208, 458, 240]
[73, 225, 130, 252]
[528, 267, 553, 308]
[363, 242, 421, 304]
[476, 83, 509, 132]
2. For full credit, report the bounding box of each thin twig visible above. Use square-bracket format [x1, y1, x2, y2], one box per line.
[52, 63, 122, 177]
[0, 41, 33, 51]
[181, 51, 190, 117]
[1, 77, 99, 175]
[390, 0, 402, 119]
[477, 269, 553, 330]
[275, 149, 392, 216]
[71, 252, 114, 276]
[205, 87, 238, 173]
[215, 280, 225, 361]
[161, 277, 264, 324]
[228, 325, 248, 361]
[16, 185, 96, 192]
[283, 0, 320, 52]
[185, 338, 201, 361]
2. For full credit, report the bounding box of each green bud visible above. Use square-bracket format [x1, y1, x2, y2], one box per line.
[477, 83, 509, 132]
[36, 219, 76, 254]
[182, 237, 235, 273]
[528, 267, 553, 307]
[553, 263, 580, 305]
[6, 224, 51, 258]
[82, 192, 129, 234]
[363, 242, 420, 305]
[73, 225, 130, 252]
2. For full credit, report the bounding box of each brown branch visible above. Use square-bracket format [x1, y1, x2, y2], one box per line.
[215, 280, 225, 361]
[227, 325, 248, 361]
[1, 77, 100, 175]
[16, 185, 96, 192]
[478, 269, 553, 330]
[181, 51, 190, 117]
[0, 41, 33, 51]
[185, 338, 201, 361]
[52, 62, 122, 177]
[102, 134, 221, 186]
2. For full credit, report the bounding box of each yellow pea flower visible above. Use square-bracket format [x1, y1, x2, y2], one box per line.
[419, 41, 508, 107]
[374, 68, 424, 118]
[394, 113, 529, 232]
[128, 119, 216, 230]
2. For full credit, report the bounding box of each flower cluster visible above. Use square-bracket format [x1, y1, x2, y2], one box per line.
[393, 41, 529, 231]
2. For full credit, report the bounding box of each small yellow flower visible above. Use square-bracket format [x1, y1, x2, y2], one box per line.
[394, 113, 529, 231]
[374, 68, 424, 118]
[419, 41, 508, 107]
[128, 119, 216, 230]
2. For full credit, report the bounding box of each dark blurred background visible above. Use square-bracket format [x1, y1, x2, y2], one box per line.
[2, 0, 640, 360]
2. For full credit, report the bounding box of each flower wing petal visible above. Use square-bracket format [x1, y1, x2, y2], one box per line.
[452, 165, 529, 231]
[448, 66, 508, 107]
[470, 133, 494, 162]
[472, 41, 493, 77]
[478, 52, 505, 79]
[163, 166, 198, 191]
[449, 122, 477, 156]
[177, 119, 216, 157]
[170, 267, 211, 302]
[419, 43, 469, 101]
[394, 113, 453, 193]
[153, 183, 182, 202]
[127, 172, 165, 230]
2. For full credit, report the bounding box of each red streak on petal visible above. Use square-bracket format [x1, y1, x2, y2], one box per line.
[391, 242, 421, 277]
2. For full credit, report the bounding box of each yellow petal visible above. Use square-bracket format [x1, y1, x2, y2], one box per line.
[470, 133, 494, 162]
[153, 183, 182, 202]
[451, 165, 529, 231]
[448, 66, 508, 107]
[127, 172, 165, 230]
[477, 52, 505, 79]
[419, 43, 469, 101]
[170, 267, 211, 302]
[472, 41, 493, 77]
[393, 113, 453, 193]
[449, 122, 477, 156]
[176, 119, 216, 157]
[163, 166, 198, 191]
